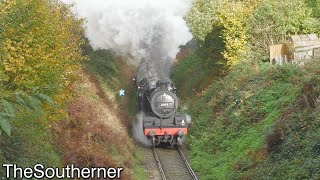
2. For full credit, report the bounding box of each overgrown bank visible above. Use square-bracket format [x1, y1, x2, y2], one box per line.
[52, 46, 137, 178]
[172, 1, 320, 178]
[173, 59, 320, 179]
[0, 1, 143, 179]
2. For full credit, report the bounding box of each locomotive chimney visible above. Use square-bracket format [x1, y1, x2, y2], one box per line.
[158, 80, 169, 90]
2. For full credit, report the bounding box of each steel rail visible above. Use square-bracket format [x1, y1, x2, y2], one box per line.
[176, 146, 199, 180]
[152, 147, 167, 180]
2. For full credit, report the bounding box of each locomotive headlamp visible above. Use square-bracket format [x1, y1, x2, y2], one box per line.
[178, 130, 184, 137]
[149, 130, 155, 137]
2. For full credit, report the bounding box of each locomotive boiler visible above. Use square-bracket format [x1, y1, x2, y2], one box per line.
[133, 58, 191, 146]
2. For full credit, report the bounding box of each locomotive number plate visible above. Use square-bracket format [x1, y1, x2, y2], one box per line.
[160, 103, 169, 107]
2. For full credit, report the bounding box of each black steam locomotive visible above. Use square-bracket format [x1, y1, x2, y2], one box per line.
[133, 59, 191, 146]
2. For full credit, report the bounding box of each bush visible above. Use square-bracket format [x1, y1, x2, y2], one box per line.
[172, 28, 226, 99]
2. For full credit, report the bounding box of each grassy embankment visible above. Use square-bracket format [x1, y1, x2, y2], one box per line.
[172, 56, 320, 179]
[176, 0, 320, 179]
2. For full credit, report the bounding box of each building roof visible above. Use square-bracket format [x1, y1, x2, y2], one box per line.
[291, 34, 320, 52]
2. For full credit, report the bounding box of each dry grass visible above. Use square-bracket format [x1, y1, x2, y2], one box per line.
[53, 70, 134, 179]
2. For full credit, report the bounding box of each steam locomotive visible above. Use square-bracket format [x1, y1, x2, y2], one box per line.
[133, 59, 191, 146]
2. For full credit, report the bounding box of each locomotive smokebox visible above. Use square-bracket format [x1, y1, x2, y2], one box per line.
[134, 58, 189, 146]
[150, 89, 178, 119]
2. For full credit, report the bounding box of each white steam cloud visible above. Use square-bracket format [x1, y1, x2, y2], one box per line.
[61, 0, 194, 65]
[133, 113, 151, 146]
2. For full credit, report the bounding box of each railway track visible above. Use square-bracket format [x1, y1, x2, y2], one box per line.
[152, 145, 199, 180]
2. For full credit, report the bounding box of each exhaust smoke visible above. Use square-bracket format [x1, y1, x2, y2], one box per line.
[133, 113, 151, 146]
[61, 0, 193, 66]
[61, 0, 194, 144]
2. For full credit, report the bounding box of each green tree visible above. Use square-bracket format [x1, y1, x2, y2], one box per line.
[185, 0, 223, 41]
[306, 0, 320, 18]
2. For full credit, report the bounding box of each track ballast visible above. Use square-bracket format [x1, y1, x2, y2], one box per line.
[152, 145, 199, 180]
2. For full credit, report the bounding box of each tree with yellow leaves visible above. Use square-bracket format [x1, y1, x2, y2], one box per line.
[0, 0, 85, 135]
[186, 0, 260, 67]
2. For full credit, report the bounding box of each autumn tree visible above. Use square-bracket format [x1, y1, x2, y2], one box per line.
[0, 0, 85, 135]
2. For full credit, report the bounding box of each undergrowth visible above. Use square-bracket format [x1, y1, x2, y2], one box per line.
[0, 112, 62, 176]
[172, 28, 226, 99]
[176, 60, 320, 179]
[82, 46, 121, 90]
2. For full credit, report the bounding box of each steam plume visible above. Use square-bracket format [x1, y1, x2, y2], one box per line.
[61, 0, 193, 65]
[133, 113, 151, 146]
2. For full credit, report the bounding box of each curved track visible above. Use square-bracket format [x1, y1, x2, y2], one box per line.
[152, 145, 199, 180]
